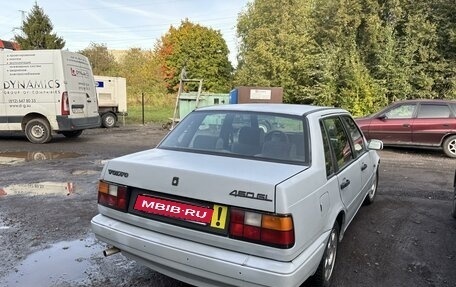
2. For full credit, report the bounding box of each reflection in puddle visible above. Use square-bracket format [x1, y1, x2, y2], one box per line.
[0, 182, 74, 196]
[0, 151, 83, 165]
[1, 236, 103, 287]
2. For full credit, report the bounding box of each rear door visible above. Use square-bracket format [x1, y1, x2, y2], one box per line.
[61, 51, 98, 118]
[321, 116, 363, 222]
[412, 103, 456, 146]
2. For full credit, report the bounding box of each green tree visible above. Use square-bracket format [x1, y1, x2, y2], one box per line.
[14, 3, 65, 49]
[235, 0, 316, 103]
[117, 48, 167, 105]
[79, 43, 118, 75]
[235, 0, 456, 115]
[155, 20, 233, 93]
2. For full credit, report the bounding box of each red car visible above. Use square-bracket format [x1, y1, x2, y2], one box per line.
[355, 99, 456, 158]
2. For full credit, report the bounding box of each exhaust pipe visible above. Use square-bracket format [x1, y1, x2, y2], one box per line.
[103, 246, 121, 257]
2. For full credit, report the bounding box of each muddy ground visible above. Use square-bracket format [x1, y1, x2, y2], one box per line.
[0, 125, 455, 287]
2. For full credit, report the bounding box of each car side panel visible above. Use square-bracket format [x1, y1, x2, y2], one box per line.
[337, 159, 363, 224]
[367, 118, 413, 144]
[412, 118, 456, 146]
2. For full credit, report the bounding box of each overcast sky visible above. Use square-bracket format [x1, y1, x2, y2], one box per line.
[0, 0, 250, 65]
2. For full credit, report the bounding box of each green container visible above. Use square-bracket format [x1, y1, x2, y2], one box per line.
[179, 92, 229, 120]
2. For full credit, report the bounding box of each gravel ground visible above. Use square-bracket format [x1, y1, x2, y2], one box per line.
[0, 125, 455, 287]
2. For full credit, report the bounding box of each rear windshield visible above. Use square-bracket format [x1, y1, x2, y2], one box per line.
[159, 110, 309, 165]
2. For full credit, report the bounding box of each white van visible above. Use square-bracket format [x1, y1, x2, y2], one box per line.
[0, 49, 100, 143]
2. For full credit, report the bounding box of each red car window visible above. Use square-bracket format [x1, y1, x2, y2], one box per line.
[417, 104, 451, 118]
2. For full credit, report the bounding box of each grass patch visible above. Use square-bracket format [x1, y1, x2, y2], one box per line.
[125, 105, 174, 125]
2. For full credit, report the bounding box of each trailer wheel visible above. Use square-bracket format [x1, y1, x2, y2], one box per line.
[25, 118, 52, 144]
[102, 113, 117, 128]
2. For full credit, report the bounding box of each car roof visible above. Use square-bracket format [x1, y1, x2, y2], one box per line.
[393, 99, 456, 104]
[195, 103, 346, 116]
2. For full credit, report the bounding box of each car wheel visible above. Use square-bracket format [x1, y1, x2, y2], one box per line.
[443, 135, 456, 158]
[452, 196, 456, 219]
[364, 168, 379, 205]
[102, 113, 117, 128]
[453, 170, 456, 219]
[61, 130, 83, 138]
[25, 118, 52, 144]
[311, 222, 340, 287]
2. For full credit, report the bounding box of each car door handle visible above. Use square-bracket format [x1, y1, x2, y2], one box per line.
[361, 163, 368, 171]
[340, 179, 351, 189]
[402, 123, 410, 128]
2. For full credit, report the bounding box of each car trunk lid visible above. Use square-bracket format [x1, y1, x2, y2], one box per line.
[101, 148, 306, 213]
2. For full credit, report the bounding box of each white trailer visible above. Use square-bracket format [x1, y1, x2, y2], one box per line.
[94, 76, 127, 128]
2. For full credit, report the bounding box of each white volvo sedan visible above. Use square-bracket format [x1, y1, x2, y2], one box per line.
[91, 104, 382, 287]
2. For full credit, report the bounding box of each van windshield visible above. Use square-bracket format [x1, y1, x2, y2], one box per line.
[159, 110, 309, 165]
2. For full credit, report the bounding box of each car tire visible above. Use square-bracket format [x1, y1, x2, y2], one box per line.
[102, 113, 117, 128]
[443, 135, 456, 158]
[452, 196, 456, 219]
[453, 170, 456, 219]
[25, 118, 52, 144]
[310, 222, 340, 287]
[364, 168, 379, 205]
[61, 130, 83, 138]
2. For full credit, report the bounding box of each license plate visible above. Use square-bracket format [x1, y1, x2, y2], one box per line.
[134, 195, 227, 227]
[72, 108, 83, 113]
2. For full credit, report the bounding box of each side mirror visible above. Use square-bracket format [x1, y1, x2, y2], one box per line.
[368, 139, 383, 150]
[377, 114, 387, 121]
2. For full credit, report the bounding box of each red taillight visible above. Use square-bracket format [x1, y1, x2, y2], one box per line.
[98, 181, 129, 211]
[61, 91, 69, 115]
[229, 208, 295, 248]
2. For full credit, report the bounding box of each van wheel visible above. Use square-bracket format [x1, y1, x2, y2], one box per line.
[25, 118, 52, 144]
[310, 222, 340, 287]
[62, 130, 83, 138]
[102, 113, 117, 128]
[443, 135, 456, 158]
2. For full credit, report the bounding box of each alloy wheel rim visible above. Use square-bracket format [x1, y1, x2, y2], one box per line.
[449, 139, 456, 156]
[324, 229, 338, 281]
[369, 172, 377, 199]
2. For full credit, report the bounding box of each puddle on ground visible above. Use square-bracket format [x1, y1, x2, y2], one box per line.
[0, 182, 74, 196]
[0, 151, 83, 165]
[0, 236, 104, 287]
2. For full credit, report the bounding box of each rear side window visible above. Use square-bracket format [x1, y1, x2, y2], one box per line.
[451, 103, 456, 114]
[321, 117, 353, 170]
[341, 116, 365, 158]
[417, 104, 451, 118]
[320, 122, 335, 177]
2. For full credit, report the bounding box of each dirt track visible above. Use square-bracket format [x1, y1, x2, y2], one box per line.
[0, 125, 455, 287]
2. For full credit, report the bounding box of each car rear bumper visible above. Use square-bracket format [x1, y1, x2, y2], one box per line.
[91, 214, 329, 287]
